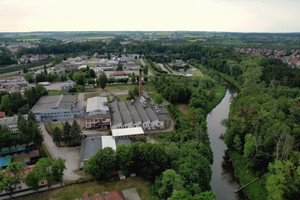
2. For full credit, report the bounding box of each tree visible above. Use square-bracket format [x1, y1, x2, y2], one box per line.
[170, 190, 192, 200]
[1, 94, 11, 114]
[193, 191, 216, 200]
[131, 73, 136, 84]
[63, 121, 71, 145]
[97, 72, 107, 89]
[72, 72, 85, 86]
[133, 86, 139, 96]
[33, 158, 52, 188]
[116, 144, 134, 175]
[53, 127, 62, 146]
[70, 120, 82, 146]
[266, 160, 299, 200]
[24, 72, 35, 83]
[116, 63, 123, 71]
[0, 162, 25, 196]
[84, 147, 116, 180]
[89, 69, 96, 78]
[52, 158, 66, 186]
[152, 169, 184, 199]
[154, 93, 164, 105]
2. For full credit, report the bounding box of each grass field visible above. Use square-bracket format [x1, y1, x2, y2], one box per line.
[15, 177, 151, 200]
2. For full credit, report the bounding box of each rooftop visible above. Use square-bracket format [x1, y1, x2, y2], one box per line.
[112, 127, 144, 137]
[86, 96, 109, 113]
[80, 135, 102, 161]
[101, 136, 117, 150]
[31, 94, 75, 112]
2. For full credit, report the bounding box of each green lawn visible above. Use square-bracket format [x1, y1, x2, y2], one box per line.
[15, 177, 152, 200]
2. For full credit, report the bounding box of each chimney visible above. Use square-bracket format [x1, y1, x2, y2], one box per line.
[139, 68, 142, 97]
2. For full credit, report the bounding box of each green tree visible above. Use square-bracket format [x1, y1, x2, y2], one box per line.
[52, 158, 66, 186]
[266, 160, 299, 200]
[89, 69, 96, 78]
[25, 171, 40, 191]
[1, 94, 11, 114]
[133, 86, 139, 96]
[24, 72, 35, 83]
[116, 144, 134, 175]
[170, 190, 193, 200]
[63, 121, 71, 145]
[84, 147, 116, 180]
[53, 127, 62, 146]
[0, 162, 25, 196]
[193, 191, 216, 200]
[116, 63, 123, 71]
[131, 73, 136, 84]
[152, 169, 184, 199]
[33, 158, 52, 188]
[97, 72, 107, 89]
[70, 120, 82, 146]
[154, 93, 164, 105]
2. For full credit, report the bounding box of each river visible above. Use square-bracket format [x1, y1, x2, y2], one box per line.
[206, 87, 242, 200]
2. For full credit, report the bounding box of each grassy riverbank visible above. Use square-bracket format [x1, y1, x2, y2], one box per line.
[227, 151, 267, 200]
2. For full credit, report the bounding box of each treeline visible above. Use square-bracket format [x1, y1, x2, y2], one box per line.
[17, 41, 106, 56]
[0, 52, 17, 66]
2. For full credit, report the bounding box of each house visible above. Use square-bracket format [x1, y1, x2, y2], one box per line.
[85, 97, 111, 130]
[31, 94, 84, 122]
[37, 81, 50, 86]
[61, 80, 75, 90]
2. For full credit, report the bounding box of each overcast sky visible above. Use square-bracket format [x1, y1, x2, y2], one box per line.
[0, 0, 299, 32]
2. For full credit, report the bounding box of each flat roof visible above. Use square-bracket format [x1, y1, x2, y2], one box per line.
[86, 96, 109, 113]
[31, 94, 75, 112]
[112, 127, 144, 137]
[80, 135, 102, 161]
[101, 136, 116, 150]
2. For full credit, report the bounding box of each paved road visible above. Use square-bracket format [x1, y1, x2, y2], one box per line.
[158, 63, 170, 74]
[40, 124, 81, 181]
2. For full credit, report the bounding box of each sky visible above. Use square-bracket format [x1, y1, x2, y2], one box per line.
[0, 0, 299, 33]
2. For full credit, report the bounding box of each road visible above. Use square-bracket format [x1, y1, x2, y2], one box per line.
[140, 59, 153, 76]
[158, 63, 170, 74]
[40, 124, 81, 181]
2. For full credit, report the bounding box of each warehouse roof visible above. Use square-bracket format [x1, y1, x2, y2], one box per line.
[118, 101, 132, 125]
[86, 96, 109, 113]
[125, 101, 141, 124]
[31, 94, 75, 112]
[112, 127, 144, 137]
[80, 135, 102, 161]
[109, 101, 123, 126]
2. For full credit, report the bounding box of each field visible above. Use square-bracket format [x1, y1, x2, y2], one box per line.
[15, 177, 151, 200]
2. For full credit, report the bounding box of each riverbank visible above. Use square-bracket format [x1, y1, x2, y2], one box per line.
[227, 150, 267, 200]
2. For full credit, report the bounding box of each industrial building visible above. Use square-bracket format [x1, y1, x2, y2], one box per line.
[109, 96, 169, 130]
[31, 94, 84, 122]
[85, 96, 111, 130]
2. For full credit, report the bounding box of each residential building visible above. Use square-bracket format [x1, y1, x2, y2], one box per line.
[0, 115, 27, 134]
[85, 97, 111, 130]
[61, 80, 75, 90]
[31, 94, 84, 122]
